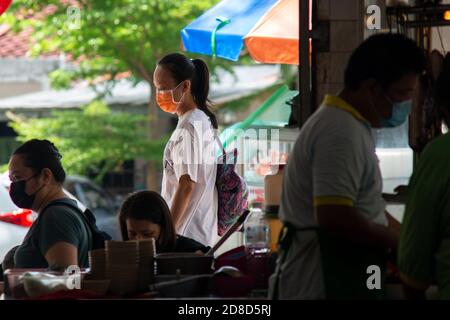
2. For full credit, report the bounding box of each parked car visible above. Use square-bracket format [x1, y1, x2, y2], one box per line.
[63, 175, 122, 240]
[0, 186, 30, 261]
[63, 175, 120, 215]
[0, 172, 121, 262]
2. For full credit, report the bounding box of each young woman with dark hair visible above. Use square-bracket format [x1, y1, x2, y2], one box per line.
[154, 53, 219, 247]
[6, 139, 92, 269]
[118, 191, 209, 254]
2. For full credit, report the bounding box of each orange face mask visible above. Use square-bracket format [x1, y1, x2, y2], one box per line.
[156, 82, 184, 114]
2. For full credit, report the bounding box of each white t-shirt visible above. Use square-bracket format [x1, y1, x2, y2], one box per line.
[161, 108, 218, 247]
[271, 95, 388, 299]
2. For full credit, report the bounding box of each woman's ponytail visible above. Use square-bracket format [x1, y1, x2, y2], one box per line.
[191, 59, 218, 129]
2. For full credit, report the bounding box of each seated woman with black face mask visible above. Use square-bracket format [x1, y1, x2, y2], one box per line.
[118, 191, 210, 254]
[6, 139, 92, 270]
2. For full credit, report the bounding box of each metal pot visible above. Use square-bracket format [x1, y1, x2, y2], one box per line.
[155, 253, 214, 275]
[155, 210, 250, 276]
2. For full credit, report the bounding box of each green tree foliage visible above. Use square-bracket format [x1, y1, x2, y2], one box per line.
[7, 101, 168, 182]
[1, 0, 225, 186]
[2, 0, 222, 87]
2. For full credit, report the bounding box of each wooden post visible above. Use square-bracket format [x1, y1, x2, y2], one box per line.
[299, 0, 312, 127]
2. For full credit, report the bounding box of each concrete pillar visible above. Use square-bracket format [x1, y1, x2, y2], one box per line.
[315, 0, 368, 107]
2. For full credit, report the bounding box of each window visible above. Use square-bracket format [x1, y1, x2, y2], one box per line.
[373, 120, 413, 194]
[373, 121, 413, 222]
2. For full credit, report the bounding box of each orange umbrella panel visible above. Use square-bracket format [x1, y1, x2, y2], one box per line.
[244, 0, 299, 65]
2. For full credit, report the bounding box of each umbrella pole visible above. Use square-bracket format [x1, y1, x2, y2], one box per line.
[299, 0, 312, 128]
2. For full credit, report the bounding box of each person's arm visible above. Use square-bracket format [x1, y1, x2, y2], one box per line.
[171, 174, 196, 230]
[170, 123, 203, 230]
[316, 205, 399, 250]
[45, 242, 78, 269]
[2, 245, 18, 271]
[39, 207, 84, 269]
[397, 143, 443, 299]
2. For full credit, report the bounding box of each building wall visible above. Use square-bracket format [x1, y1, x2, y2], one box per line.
[0, 58, 61, 99]
[431, 0, 450, 51]
[315, 0, 367, 107]
[0, 82, 42, 99]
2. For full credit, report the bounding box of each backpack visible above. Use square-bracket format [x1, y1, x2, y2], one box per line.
[42, 198, 112, 250]
[215, 136, 249, 236]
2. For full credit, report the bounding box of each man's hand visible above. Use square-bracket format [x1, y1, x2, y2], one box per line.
[386, 211, 401, 237]
[394, 185, 409, 195]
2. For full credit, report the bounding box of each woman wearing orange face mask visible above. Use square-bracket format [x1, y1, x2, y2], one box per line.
[154, 53, 218, 247]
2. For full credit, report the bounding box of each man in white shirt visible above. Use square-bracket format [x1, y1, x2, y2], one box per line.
[269, 33, 425, 299]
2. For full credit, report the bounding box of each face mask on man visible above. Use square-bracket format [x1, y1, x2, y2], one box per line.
[9, 173, 43, 209]
[379, 95, 412, 128]
[156, 81, 186, 114]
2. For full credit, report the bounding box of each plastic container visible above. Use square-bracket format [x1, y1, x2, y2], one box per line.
[264, 164, 285, 252]
[264, 165, 285, 208]
[244, 208, 270, 256]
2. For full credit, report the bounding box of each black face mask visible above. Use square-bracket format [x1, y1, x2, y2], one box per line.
[9, 174, 43, 209]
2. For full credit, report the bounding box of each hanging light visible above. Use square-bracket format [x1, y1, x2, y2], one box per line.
[444, 10, 450, 21]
